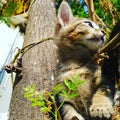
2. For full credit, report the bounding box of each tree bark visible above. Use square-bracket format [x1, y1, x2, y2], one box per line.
[9, 0, 57, 120]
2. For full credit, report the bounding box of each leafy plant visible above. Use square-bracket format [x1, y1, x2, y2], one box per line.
[0, 0, 30, 27]
[69, 0, 88, 18]
[2, 1, 18, 17]
[23, 74, 84, 120]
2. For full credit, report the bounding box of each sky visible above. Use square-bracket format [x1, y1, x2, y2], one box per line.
[0, 23, 24, 120]
[0, 23, 24, 69]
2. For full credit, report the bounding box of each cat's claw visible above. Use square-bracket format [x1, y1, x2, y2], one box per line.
[90, 101, 113, 118]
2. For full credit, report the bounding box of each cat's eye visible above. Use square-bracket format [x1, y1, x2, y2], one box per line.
[78, 31, 85, 35]
[84, 21, 93, 28]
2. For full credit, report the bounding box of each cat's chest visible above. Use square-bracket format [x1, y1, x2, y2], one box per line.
[56, 64, 102, 88]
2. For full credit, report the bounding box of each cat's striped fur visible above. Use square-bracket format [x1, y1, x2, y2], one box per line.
[54, 1, 115, 120]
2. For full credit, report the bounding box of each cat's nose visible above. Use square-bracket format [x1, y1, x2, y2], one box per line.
[96, 34, 104, 42]
[100, 36, 104, 42]
[97, 30, 105, 42]
[101, 31, 105, 42]
[101, 30, 105, 36]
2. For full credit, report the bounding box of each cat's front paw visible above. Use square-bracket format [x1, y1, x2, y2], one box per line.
[63, 104, 85, 120]
[64, 113, 85, 120]
[89, 100, 113, 119]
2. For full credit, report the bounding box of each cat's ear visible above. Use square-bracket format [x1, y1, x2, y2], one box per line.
[58, 1, 73, 26]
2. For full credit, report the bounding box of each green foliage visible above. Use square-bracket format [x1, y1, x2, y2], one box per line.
[0, 16, 11, 26]
[111, 0, 120, 12]
[55, 0, 88, 18]
[69, 1, 88, 18]
[55, 0, 120, 33]
[94, 0, 115, 29]
[2, 1, 18, 17]
[0, 2, 17, 26]
[23, 74, 85, 120]
[65, 74, 84, 91]
[0, 1, 24, 26]
[0, 3, 3, 10]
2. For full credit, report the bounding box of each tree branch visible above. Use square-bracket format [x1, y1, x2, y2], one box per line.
[84, 0, 95, 21]
[95, 32, 120, 64]
[99, 32, 120, 54]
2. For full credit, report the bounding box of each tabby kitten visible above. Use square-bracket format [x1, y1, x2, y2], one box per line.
[54, 1, 114, 120]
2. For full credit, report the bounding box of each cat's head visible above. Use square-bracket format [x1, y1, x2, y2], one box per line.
[56, 1, 105, 52]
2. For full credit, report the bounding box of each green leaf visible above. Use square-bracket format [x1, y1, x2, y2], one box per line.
[39, 101, 45, 107]
[69, 92, 78, 99]
[64, 79, 72, 90]
[31, 101, 40, 107]
[0, 16, 11, 26]
[40, 107, 50, 113]
[69, 84, 77, 91]
[2, 1, 18, 17]
[53, 83, 64, 94]
[59, 89, 68, 97]
[64, 74, 85, 91]
[71, 74, 80, 82]
[37, 93, 45, 101]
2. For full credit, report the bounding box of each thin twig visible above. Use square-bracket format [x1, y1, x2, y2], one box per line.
[98, 32, 120, 54]
[44, 90, 62, 120]
[21, 36, 54, 56]
[84, 0, 95, 21]
[95, 32, 120, 64]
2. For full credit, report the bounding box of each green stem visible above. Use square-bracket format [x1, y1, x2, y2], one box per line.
[44, 90, 62, 120]
[55, 111, 58, 120]
[57, 90, 71, 111]
[48, 110, 55, 117]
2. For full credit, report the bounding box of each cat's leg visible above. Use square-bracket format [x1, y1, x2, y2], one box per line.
[89, 85, 114, 119]
[62, 103, 85, 120]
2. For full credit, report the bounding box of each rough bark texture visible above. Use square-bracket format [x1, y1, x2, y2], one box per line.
[9, 0, 57, 120]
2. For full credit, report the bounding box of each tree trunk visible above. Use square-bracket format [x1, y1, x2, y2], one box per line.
[9, 0, 57, 120]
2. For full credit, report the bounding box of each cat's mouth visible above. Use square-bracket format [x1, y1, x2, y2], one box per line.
[87, 37, 104, 43]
